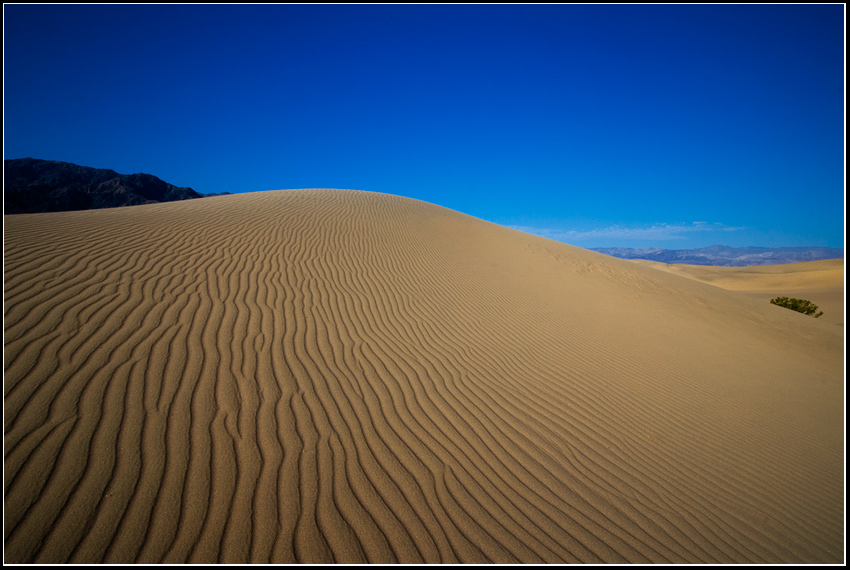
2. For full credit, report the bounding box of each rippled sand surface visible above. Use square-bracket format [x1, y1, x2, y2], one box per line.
[4, 189, 844, 563]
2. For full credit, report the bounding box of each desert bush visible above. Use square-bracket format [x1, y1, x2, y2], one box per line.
[769, 296, 823, 318]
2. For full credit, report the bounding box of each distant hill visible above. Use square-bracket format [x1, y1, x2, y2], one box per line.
[592, 245, 843, 266]
[3, 158, 227, 214]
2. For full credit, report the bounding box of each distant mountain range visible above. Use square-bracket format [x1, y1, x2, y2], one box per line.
[3, 158, 229, 214]
[591, 245, 844, 266]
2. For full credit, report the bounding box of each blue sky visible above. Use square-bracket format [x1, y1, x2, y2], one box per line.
[3, 4, 845, 249]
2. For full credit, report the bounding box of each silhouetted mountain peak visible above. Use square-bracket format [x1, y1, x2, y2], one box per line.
[3, 158, 208, 214]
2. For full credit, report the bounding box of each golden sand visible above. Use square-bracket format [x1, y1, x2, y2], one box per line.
[4, 189, 844, 563]
[630, 258, 844, 326]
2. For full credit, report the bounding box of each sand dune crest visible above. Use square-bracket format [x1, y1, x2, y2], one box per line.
[4, 189, 844, 563]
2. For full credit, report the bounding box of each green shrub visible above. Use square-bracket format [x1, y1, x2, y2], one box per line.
[769, 296, 823, 318]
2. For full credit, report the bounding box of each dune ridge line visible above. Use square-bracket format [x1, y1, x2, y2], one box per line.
[4, 188, 844, 563]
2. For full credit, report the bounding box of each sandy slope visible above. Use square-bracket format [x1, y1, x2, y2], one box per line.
[4, 189, 844, 563]
[629, 259, 845, 326]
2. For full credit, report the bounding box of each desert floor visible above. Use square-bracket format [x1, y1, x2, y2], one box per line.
[4, 189, 844, 563]
[630, 258, 844, 326]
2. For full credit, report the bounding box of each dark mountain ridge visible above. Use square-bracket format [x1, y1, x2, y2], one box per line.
[3, 158, 222, 214]
[592, 245, 844, 266]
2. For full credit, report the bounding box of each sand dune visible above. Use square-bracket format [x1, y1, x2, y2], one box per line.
[4, 189, 844, 563]
[630, 258, 845, 326]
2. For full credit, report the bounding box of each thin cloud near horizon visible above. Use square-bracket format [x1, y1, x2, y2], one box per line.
[507, 222, 748, 244]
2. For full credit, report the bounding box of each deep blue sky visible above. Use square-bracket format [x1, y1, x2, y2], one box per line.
[4, 4, 845, 249]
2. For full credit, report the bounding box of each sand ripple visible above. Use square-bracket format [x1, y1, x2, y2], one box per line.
[4, 189, 844, 563]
